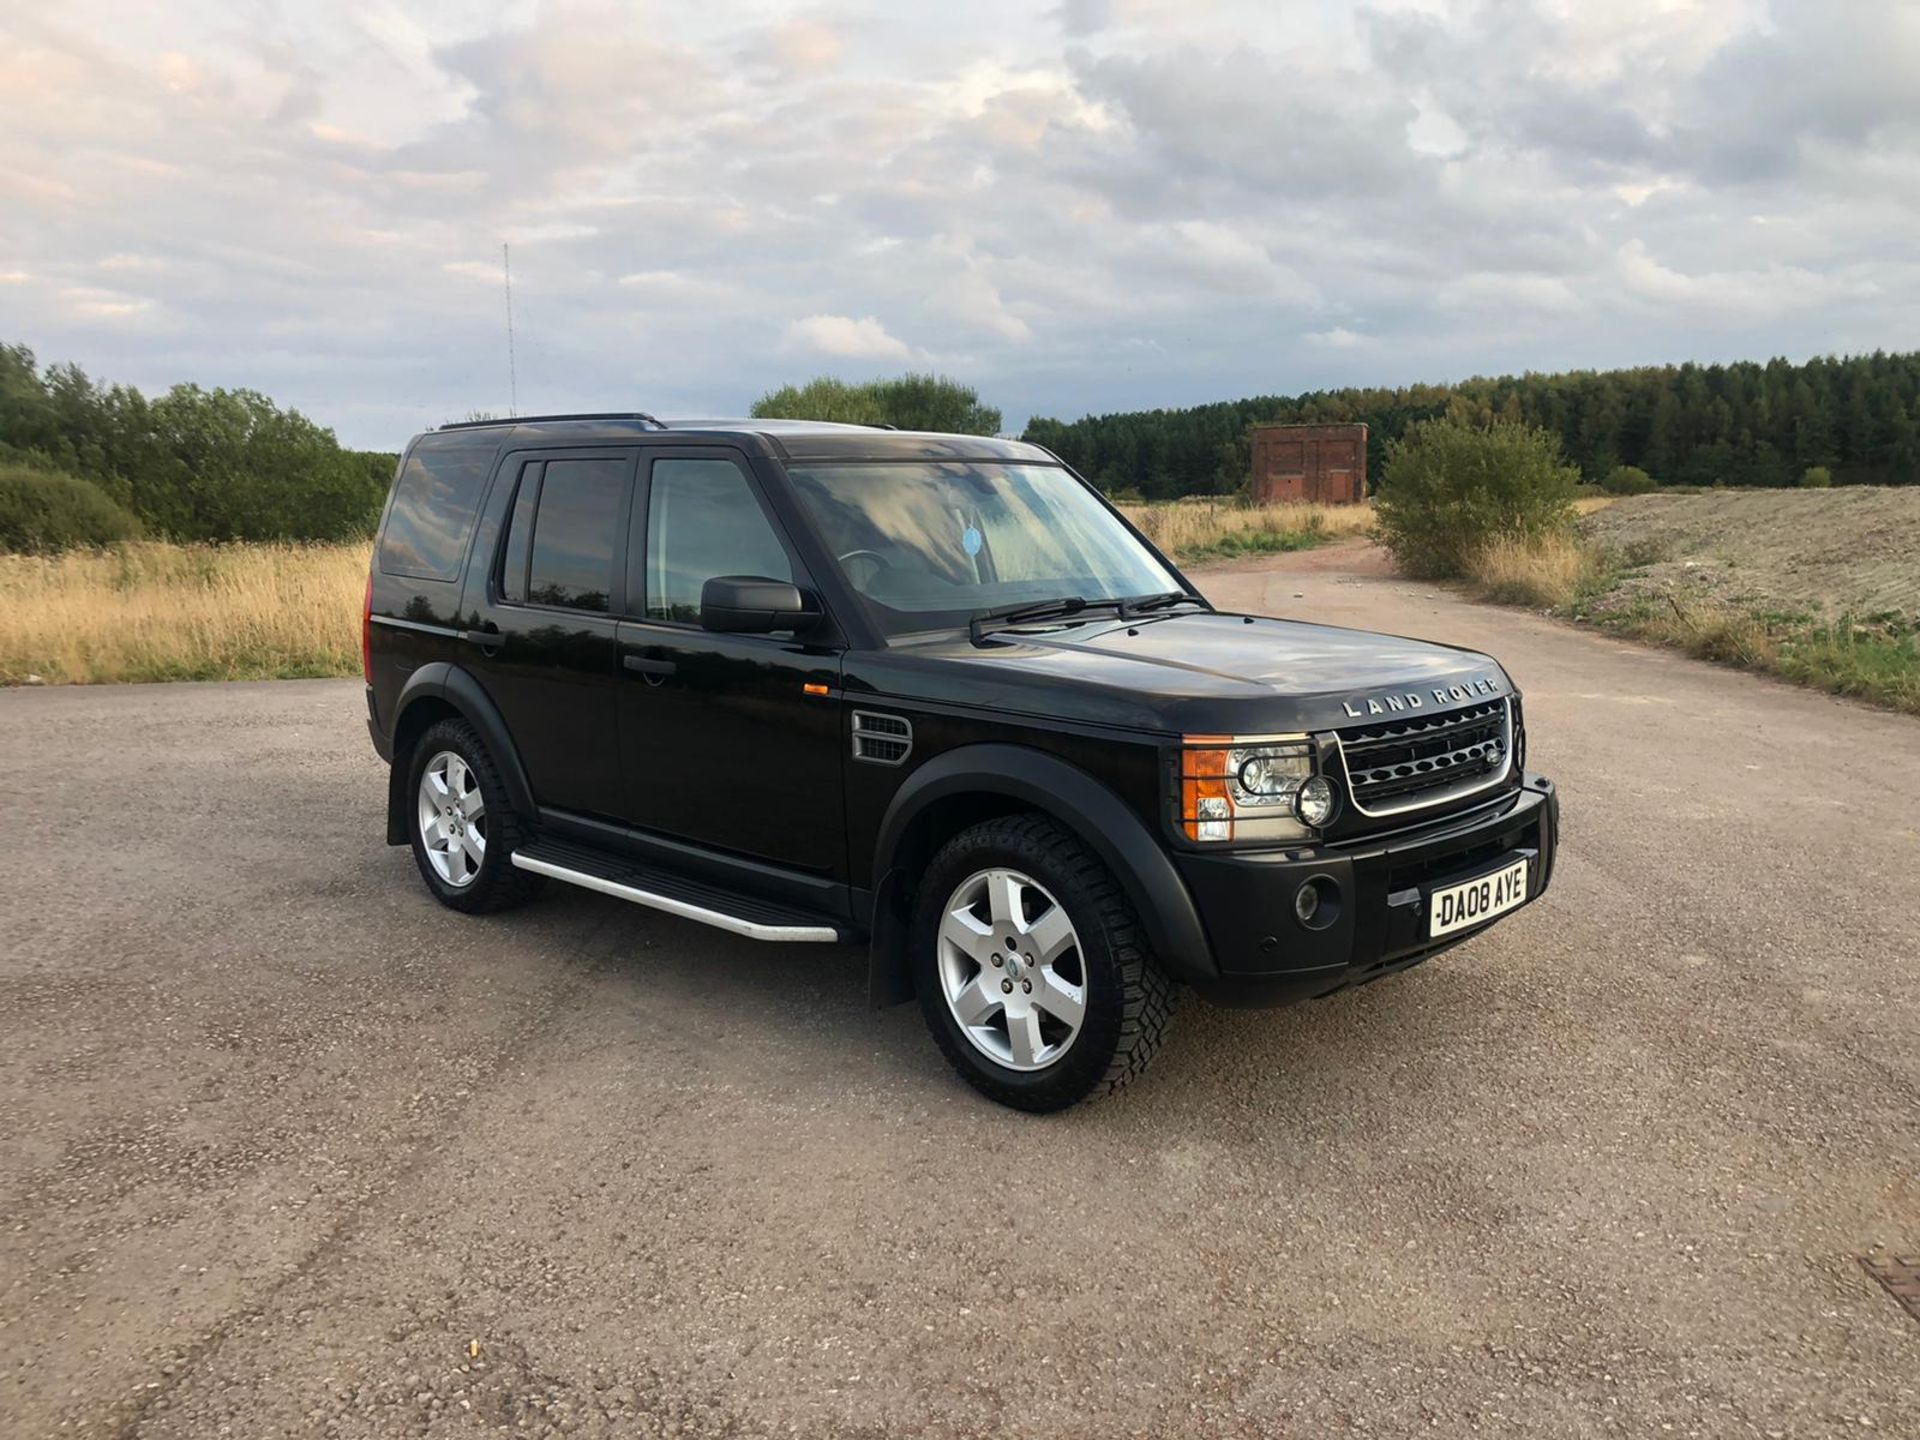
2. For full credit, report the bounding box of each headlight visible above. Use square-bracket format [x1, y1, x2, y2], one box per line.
[1177, 735, 1332, 843]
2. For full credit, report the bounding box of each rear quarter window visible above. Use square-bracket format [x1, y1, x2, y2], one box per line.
[377, 431, 503, 581]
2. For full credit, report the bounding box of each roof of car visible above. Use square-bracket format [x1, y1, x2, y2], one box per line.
[423, 413, 1053, 464]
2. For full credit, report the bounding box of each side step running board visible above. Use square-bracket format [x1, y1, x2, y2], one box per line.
[511, 840, 844, 943]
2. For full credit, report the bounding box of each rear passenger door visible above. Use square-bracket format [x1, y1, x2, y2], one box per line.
[468, 449, 635, 819]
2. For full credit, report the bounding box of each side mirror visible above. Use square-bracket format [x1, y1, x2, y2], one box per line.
[700, 575, 815, 634]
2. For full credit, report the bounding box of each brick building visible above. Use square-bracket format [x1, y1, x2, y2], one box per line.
[1250, 423, 1368, 504]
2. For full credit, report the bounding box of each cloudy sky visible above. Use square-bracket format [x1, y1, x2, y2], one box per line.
[3, 0, 1917, 448]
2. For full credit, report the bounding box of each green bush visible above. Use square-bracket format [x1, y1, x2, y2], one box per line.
[752, 373, 1001, 435]
[1602, 464, 1656, 495]
[1373, 418, 1580, 579]
[0, 464, 144, 552]
[1800, 465, 1832, 489]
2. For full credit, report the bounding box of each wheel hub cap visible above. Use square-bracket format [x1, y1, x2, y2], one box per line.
[936, 867, 1087, 1073]
[417, 750, 487, 888]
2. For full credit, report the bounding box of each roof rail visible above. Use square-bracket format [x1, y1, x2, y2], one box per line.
[438, 411, 667, 432]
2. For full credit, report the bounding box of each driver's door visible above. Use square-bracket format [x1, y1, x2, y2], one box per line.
[613, 448, 845, 875]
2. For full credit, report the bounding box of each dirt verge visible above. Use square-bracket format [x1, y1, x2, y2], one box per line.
[1578, 488, 1920, 623]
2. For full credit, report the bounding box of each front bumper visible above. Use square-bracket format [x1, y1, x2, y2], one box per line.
[1175, 774, 1558, 1007]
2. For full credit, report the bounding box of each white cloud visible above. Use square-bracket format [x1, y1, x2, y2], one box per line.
[1306, 327, 1368, 350]
[1406, 92, 1469, 158]
[741, 19, 844, 76]
[782, 314, 914, 362]
[1615, 239, 1879, 316]
[1436, 273, 1582, 314]
[0, 0, 1915, 443]
[60, 285, 152, 319]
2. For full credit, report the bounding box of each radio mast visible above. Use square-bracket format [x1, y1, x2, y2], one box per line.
[502, 241, 518, 417]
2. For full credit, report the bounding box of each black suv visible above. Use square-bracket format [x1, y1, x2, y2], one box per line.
[364, 414, 1557, 1110]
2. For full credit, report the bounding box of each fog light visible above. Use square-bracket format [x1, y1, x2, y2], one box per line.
[1294, 874, 1341, 931]
[1293, 775, 1336, 827]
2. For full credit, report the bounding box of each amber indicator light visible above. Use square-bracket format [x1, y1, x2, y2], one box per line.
[1179, 735, 1234, 840]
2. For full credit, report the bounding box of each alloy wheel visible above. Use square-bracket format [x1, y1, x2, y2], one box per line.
[417, 749, 486, 887]
[936, 867, 1087, 1071]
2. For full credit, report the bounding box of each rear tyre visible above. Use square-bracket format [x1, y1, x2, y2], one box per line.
[912, 814, 1177, 1112]
[405, 718, 544, 914]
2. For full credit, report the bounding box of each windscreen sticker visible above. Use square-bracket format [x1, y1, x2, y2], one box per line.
[962, 525, 983, 556]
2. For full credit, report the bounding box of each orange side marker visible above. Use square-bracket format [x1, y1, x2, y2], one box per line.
[802, 682, 831, 696]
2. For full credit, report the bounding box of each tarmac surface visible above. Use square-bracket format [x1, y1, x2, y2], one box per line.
[3, 544, 1916, 1438]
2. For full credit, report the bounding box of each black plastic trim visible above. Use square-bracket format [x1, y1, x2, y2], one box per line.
[383, 662, 538, 845]
[539, 808, 852, 921]
[866, 744, 1216, 1006]
[439, 411, 666, 431]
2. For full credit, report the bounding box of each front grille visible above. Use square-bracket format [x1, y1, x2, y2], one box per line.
[1335, 697, 1511, 817]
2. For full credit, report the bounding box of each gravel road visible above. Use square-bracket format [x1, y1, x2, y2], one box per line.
[3, 546, 1916, 1439]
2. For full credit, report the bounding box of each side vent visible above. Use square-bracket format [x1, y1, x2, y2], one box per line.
[852, 711, 913, 766]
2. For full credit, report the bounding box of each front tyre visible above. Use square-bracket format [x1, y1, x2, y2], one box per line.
[405, 718, 543, 914]
[912, 815, 1177, 1111]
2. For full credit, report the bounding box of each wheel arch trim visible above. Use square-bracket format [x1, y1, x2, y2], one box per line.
[865, 743, 1216, 1005]
[384, 663, 536, 845]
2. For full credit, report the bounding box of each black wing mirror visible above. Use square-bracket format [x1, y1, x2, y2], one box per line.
[700, 575, 816, 634]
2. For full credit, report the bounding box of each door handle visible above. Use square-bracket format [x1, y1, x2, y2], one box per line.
[460, 628, 503, 650]
[622, 655, 677, 677]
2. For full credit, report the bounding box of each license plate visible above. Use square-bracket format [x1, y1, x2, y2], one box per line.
[1429, 858, 1529, 938]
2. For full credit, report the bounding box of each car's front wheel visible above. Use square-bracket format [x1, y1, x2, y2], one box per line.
[912, 814, 1176, 1111]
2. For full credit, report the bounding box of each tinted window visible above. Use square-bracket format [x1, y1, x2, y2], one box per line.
[498, 462, 540, 604]
[646, 458, 793, 623]
[378, 431, 501, 580]
[523, 458, 626, 612]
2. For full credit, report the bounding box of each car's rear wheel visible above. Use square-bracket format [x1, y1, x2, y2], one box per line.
[912, 814, 1176, 1111]
[406, 718, 543, 914]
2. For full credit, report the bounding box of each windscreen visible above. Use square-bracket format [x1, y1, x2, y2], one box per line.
[783, 461, 1180, 636]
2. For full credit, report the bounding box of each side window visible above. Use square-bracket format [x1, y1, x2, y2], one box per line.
[498, 462, 540, 604]
[645, 458, 794, 624]
[377, 431, 499, 580]
[497, 457, 626, 613]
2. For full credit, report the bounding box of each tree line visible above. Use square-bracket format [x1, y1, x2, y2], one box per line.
[0, 343, 396, 544]
[9, 340, 1917, 553]
[1021, 351, 1920, 499]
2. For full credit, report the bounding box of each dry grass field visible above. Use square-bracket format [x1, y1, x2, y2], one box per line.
[0, 541, 368, 685]
[8, 496, 1909, 712]
[1120, 497, 1373, 561]
[0, 502, 1370, 685]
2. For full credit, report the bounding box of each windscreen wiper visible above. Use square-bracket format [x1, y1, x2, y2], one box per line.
[1118, 590, 1206, 618]
[970, 595, 1120, 644]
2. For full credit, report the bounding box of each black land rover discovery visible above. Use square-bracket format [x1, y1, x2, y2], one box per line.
[364, 414, 1557, 1110]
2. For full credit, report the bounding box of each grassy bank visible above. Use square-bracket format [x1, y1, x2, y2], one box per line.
[0, 541, 367, 685]
[1120, 499, 1372, 563]
[1456, 531, 1920, 716]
